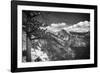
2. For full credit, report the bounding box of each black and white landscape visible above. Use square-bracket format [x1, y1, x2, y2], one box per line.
[22, 11, 90, 62]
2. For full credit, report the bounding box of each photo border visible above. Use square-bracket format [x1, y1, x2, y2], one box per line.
[11, 1, 97, 72]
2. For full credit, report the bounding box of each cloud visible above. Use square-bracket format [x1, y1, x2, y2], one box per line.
[40, 21, 90, 33]
[46, 22, 68, 32]
[64, 21, 90, 32]
[51, 23, 66, 27]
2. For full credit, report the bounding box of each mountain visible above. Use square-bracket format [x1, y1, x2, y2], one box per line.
[30, 28, 90, 62]
[23, 21, 90, 62]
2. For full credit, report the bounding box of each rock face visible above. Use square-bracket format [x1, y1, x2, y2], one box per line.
[30, 29, 89, 61]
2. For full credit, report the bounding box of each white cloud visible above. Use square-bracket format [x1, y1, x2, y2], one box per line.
[40, 21, 90, 33]
[46, 22, 68, 32]
[64, 21, 90, 32]
[51, 23, 66, 27]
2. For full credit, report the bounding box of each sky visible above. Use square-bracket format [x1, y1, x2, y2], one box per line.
[36, 11, 90, 32]
[23, 10, 90, 32]
[35, 11, 90, 26]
